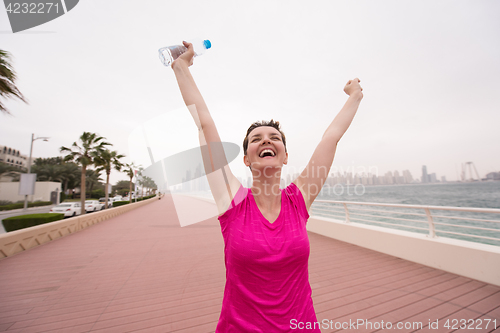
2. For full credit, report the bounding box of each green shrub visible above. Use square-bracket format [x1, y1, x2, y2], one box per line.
[116, 189, 128, 197]
[91, 189, 105, 199]
[112, 201, 129, 207]
[2, 213, 65, 232]
[136, 195, 156, 202]
[0, 201, 53, 212]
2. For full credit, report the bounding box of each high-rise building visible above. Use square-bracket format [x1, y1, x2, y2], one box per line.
[403, 170, 414, 183]
[385, 171, 394, 184]
[422, 165, 428, 183]
[429, 173, 437, 183]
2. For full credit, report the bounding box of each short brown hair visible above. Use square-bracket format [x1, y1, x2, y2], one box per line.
[243, 119, 286, 155]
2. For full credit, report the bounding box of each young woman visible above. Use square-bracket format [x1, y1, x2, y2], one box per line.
[172, 41, 363, 332]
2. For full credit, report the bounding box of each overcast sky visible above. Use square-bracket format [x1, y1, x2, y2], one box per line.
[1, 0, 499, 187]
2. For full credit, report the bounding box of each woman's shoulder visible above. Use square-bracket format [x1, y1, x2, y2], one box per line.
[285, 182, 309, 219]
[285, 182, 302, 197]
[218, 185, 250, 220]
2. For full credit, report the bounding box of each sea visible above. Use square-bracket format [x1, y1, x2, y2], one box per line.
[316, 181, 500, 208]
[313, 181, 500, 246]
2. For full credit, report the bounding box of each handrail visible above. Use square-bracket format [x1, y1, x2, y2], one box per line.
[311, 200, 500, 246]
[314, 200, 500, 213]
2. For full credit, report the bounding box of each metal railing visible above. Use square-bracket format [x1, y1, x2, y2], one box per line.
[310, 200, 500, 246]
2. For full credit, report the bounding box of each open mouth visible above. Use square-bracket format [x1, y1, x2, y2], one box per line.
[259, 149, 276, 158]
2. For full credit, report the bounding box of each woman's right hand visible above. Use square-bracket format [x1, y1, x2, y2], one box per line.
[172, 41, 195, 69]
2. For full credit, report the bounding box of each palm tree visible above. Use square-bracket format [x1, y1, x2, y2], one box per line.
[141, 176, 157, 196]
[135, 167, 145, 199]
[58, 162, 80, 195]
[124, 162, 139, 202]
[30, 157, 79, 198]
[31, 164, 62, 182]
[33, 157, 64, 166]
[85, 169, 102, 198]
[60, 132, 111, 215]
[95, 149, 125, 208]
[0, 50, 27, 115]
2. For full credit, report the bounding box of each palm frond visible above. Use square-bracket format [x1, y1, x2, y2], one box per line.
[0, 49, 27, 114]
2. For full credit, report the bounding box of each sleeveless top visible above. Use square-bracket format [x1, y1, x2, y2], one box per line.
[216, 182, 320, 332]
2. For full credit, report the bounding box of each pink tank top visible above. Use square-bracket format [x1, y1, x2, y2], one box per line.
[217, 182, 320, 332]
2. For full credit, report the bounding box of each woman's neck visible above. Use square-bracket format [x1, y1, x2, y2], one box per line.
[251, 169, 282, 212]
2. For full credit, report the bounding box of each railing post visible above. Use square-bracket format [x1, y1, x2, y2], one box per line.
[343, 203, 351, 223]
[424, 208, 436, 238]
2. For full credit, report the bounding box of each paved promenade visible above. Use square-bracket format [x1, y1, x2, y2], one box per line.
[0, 195, 499, 333]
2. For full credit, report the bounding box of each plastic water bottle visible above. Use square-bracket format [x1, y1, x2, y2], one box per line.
[159, 39, 211, 67]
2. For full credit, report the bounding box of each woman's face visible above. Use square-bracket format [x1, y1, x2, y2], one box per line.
[244, 126, 288, 172]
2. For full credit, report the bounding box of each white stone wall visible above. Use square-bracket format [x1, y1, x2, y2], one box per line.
[0, 181, 61, 203]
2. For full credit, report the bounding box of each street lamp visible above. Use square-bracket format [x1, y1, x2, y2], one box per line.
[23, 133, 50, 211]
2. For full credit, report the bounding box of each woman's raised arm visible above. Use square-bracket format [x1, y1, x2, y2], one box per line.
[293, 78, 363, 210]
[171, 42, 241, 214]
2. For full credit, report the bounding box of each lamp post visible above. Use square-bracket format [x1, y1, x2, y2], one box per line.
[23, 133, 50, 211]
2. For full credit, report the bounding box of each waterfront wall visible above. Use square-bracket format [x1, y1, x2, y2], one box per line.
[307, 216, 500, 287]
[0, 197, 158, 259]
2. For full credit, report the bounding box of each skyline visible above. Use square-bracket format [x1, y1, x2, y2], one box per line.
[0, 139, 488, 185]
[1, 1, 499, 188]
[2, 130, 487, 191]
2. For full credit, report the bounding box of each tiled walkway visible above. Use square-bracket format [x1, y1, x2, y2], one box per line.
[0, 195, 499, 333]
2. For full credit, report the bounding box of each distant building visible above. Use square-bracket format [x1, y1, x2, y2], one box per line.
[422, 165, 428, 183]
[393, 170, 400, 184]
[486, 172, 500, 180]
[0, 145, 28, 170]
[429, 173, 437, 183]
[385, 171, 394, 184]
[441, 176, 447, 182]
[403, 170, 414, 183]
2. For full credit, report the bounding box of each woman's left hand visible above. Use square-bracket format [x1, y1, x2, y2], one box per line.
[344, 78, 363, 98]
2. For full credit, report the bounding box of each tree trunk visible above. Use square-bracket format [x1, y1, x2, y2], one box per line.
[129, 176, 133, 202]
[80, 165, 86, 215]
[105, 171, 110, 209]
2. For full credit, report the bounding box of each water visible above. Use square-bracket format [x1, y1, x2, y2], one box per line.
[158, 39, 211, 67]
[313, 181, 500, 246]
[317, 181, 500, 208]
[159, 45, 187, 67]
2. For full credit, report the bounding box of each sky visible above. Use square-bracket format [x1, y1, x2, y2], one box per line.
[1, 0, 500, 188]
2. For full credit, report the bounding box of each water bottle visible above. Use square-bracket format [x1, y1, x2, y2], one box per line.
[159, 39, 211, 67]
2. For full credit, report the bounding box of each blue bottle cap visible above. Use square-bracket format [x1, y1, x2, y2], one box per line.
[204, 40, 212, 49]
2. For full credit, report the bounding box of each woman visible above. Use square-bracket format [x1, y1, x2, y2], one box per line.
[172, 41, 363, 332]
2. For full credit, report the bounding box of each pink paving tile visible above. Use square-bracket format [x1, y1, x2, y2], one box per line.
[0, 322, 14, 331]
